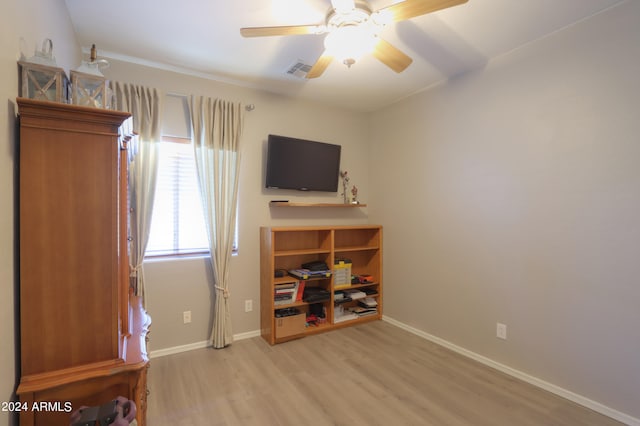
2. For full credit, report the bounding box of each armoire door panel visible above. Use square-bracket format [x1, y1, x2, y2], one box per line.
[17, 98, 150, 426]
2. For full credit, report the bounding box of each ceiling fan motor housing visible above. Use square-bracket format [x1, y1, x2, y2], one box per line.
[327, 1, 372, 28]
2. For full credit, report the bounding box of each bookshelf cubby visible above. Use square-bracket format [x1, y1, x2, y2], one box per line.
[260, 225, 382, 345]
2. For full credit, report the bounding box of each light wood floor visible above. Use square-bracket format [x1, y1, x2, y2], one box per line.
[147, 321, 622, 426]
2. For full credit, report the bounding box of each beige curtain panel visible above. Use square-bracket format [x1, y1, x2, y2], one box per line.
[110, 81, 164, 304]
[189, 95, 244, 349]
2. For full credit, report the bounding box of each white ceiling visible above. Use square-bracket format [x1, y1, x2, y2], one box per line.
[64, 0, 624, 112]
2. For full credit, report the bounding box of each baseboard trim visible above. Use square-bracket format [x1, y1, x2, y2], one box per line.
[149, 340, 210, 358]
[382, 315, 639, 426]
[149, 329, 261, 359]
[234, 329, 262, 341]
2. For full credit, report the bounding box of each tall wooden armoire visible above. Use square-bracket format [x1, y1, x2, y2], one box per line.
[16, 98, 150, 426]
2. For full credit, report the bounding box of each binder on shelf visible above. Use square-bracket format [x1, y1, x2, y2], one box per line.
[295, 281, 306, 302]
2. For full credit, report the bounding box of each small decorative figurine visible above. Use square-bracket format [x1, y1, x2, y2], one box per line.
[340, 170, 350, 204]
[351, 185, 359, 204]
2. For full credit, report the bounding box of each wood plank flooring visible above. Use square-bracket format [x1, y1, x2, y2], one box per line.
[147, 321, 622, 426]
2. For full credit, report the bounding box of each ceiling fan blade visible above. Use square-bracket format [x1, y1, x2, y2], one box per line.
[373, 38, 413, 73]
[240, 25, 324, 38]
[306, 53, 334, 79]
[377, 0, 468, 22]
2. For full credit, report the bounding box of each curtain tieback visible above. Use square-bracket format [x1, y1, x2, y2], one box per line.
[215, 285, 230, 298]
[130, 263, 143, 278]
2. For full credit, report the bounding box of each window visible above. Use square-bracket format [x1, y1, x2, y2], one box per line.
[145, 137, 209, 257]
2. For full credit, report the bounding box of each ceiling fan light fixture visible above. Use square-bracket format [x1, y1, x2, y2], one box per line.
[342, 58, 356, 68]
[324, 25, 377, 68]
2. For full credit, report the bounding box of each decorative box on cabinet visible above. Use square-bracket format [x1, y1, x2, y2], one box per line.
[16, 98, 150, 426]
[260, 225, 382, 345]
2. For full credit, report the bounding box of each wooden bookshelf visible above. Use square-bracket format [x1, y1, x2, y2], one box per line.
[260, 225, 382, 345]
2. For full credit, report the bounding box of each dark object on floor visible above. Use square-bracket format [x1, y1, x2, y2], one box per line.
[70, 396, 136, 426]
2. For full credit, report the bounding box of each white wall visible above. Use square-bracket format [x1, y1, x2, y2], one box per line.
[369, 1, 640, 421]
[102, 60, 372, 351]
[0, 1, 80, 424]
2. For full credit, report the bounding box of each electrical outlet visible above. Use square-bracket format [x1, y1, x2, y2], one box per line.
[245, 299, 253, 312]
[183, 311, 191, 324]
[496, 322, 507, 340]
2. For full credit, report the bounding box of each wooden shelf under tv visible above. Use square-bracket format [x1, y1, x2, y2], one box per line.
[269, 201, 367, 207]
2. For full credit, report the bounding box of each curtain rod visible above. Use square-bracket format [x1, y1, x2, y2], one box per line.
[167, 91, 255, 111]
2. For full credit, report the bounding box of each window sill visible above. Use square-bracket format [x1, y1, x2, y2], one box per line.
[144, 250, 238, 263]
[144, 253, 209, 263]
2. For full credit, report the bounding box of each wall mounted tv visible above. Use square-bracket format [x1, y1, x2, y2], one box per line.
[265, 134, 341, 192]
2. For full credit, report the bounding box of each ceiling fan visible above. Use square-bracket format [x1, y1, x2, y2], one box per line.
[240, 0, 468, 78]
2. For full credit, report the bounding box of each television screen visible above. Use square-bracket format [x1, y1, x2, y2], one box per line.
[265, 134, 341, 192]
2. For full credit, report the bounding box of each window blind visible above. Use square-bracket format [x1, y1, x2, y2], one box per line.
[145, 140, 209, 256]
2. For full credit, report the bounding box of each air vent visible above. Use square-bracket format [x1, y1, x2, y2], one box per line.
[286, 61, 312, 79]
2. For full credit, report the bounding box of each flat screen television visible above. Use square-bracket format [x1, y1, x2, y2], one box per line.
[265, 134, 341, 192]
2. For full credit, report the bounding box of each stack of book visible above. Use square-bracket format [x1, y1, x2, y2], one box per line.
[348, 297, 378, 317]
[343, 289, 367, 300]
[350, 305, 378, 317]
[274, 281, 305, 305]
[359, 297, 378, 308]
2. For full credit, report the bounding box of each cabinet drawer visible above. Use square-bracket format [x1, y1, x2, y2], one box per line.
[275, 313, 305, 339]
